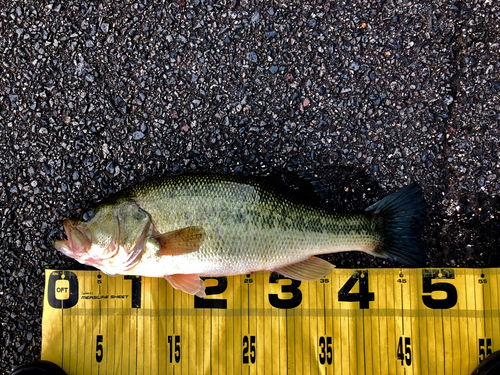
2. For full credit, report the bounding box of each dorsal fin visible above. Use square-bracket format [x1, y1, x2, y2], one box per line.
[265, 172, 329, 207]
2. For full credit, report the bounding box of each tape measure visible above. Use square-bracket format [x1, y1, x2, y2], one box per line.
[41, 268, 499, 374]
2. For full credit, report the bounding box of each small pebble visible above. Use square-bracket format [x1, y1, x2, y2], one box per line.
[132, 131, 145, 140]
[246, 52, 258, 62]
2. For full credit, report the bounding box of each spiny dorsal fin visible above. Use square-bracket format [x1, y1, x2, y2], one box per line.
[154, 226, 206, 256]
[265, 172, 329, 207]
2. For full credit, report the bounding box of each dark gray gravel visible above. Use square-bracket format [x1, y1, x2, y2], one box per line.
[1, 0, 499, 373]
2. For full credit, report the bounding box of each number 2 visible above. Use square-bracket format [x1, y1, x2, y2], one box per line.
[194, 277, 228, 309]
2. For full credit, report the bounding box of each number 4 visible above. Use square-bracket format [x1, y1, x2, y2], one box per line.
[338, 270, 374, 309]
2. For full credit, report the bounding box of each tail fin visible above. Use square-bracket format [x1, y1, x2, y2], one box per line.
[366, 183, 426, 266]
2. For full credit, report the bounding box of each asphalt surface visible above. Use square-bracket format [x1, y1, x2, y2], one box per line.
[1, 0, 499, 373]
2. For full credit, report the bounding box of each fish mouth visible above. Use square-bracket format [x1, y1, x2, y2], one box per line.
[54, 219, 90, 255]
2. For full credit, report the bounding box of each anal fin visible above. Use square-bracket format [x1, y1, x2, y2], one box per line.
[273, 256, 335, 281]
[165, 274, 206, 298]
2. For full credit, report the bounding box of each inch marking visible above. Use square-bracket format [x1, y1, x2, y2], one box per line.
[195, 277, 228, 309]
[338, 270, 374, 309]
[124, 276, 142, 308]
[268, 273, 302, 309]
[421, 269, 458, 309]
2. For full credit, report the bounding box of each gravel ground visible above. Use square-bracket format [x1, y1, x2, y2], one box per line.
[1, 0, 499, 373]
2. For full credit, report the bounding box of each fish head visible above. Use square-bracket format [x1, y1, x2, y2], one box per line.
[55, 200, 152, 274]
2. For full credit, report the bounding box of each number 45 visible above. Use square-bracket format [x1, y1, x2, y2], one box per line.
[397, 336, 411, 366]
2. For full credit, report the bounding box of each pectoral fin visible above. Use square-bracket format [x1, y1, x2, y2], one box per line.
[165, 274, 206, 298]
[273, 256, 335, 281]
[154, 226, 206, 256]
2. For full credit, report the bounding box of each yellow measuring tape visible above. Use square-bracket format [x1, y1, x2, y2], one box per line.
[41, 268, 499, 374]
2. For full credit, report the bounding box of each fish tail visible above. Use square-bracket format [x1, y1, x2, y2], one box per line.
[365, 183, 426, 266]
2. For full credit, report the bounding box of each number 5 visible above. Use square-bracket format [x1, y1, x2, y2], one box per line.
[96, 335, 103, 363]
[422, 269, 457, 309]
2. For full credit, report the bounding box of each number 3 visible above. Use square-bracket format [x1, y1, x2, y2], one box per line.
[268, 273, 302, 309]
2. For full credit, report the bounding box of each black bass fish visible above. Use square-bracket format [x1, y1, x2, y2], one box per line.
[55, 173, 425, 297]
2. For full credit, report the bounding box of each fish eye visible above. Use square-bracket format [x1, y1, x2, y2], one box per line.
[82, 209, 95, 222]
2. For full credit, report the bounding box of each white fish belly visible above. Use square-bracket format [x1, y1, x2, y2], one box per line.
[131, 220, 375, 277]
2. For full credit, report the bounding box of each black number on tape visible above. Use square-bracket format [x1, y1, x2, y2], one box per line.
[168, 335, 181, 363]
[242, 335, 256, 364]
[194, 277, 228, 309]
[124, 276, 142, 308]
[479, 338, 492, 363]
[96, 335, 103, 363]
[397, 336, 411, 366]
[338, 270, 374, 309]
[268, 273, 302, 309]
[422, 269, 457, 309]
[318, 336, 333, 365]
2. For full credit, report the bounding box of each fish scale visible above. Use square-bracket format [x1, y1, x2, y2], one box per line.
[127, 175, 379, 275]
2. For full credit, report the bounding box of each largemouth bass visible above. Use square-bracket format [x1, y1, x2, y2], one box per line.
[55, 173, 425, 297]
